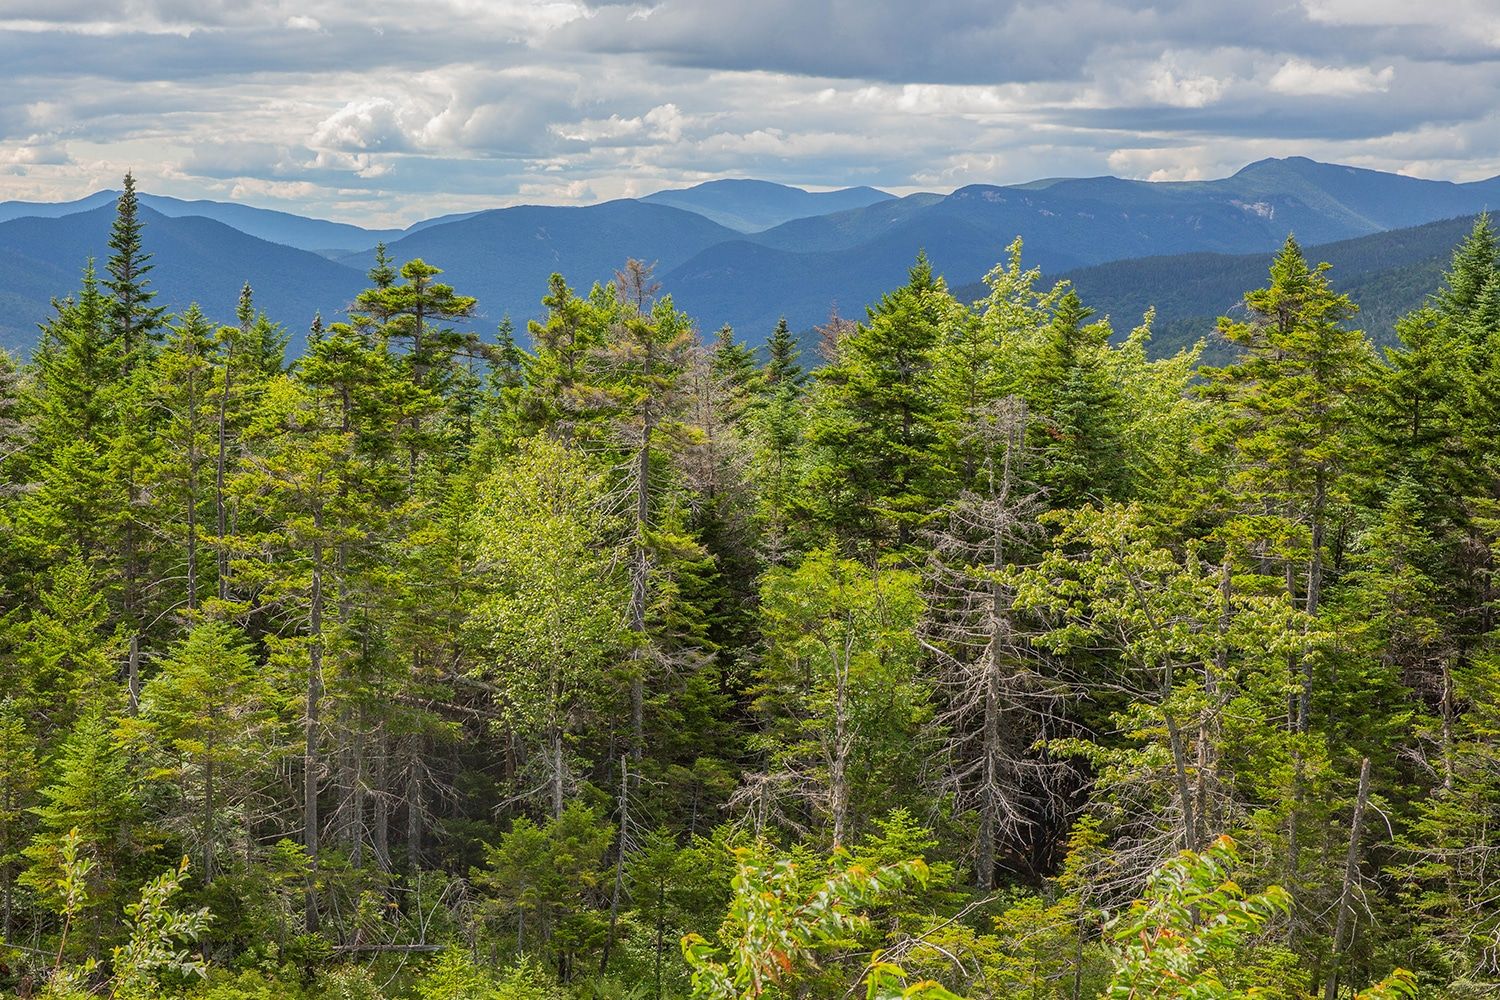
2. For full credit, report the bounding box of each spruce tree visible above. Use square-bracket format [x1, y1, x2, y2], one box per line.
[763, 316, 805, 391]
[135, 621, 270, 882]
[104, 172, 166, 357]
[1202, 235, 1371, 729]
[22, 707, 145, 951]
[803, 252, 958, 556]
[149, 305, 216, 613]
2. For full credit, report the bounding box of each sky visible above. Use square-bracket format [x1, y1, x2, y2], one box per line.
[1, 0, 1498, 227]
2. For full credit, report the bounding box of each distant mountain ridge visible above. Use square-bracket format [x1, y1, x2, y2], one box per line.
[0, 206, 366, 353]
[0, 191, 402, 254]
[337, 200, 744, 331]
[1044, 213, 1482, 362]
[641, 179, 893, 232]
[0, 159, 1494, 357]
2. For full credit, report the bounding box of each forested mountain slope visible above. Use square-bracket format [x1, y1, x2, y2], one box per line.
[949, 214, 1484, 360]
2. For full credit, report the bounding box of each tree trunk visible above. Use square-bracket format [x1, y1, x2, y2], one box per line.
[1307, 466, 1326, 618]
[630, 419, 651, 771]
[654, 876, 666, 1000]
[977, 643, 1002, 890]
[405, 735, 423, 871]
[1163, 711, 1197, 851]
[1300, 466, 1326, 732]
[185, 357, 200, 612]
[2, 780, 13, 940]
[351, 717, 365, 868]
[215, 334, 233, 602]
[202, 759, 215, 884]
[549, 717, 565, 820]
[1440, 660, 1455, 792]
[1324, 757, 1372, 1000]
[830, 633, 852, 847]
[1198, 559, 1232, 843]
[601, 761, 629, 973]
[127, 635, 141, 716]
[372, 724, 390, 870]
[304, 503, 325, 933]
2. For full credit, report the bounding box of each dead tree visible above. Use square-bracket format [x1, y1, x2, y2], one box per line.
[922, 398, 1066, 886]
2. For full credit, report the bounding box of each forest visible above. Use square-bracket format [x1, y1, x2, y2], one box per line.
[1, 173, 1495, 1000]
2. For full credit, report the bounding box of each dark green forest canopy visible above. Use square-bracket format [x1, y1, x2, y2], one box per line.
[2, 187, 1496, 1000]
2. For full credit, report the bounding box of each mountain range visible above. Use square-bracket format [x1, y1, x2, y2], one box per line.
[0, 157, 1494, 356]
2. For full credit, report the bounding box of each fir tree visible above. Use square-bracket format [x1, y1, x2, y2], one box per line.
[804, 253, 958, 555]
[104, 171, 166, 357]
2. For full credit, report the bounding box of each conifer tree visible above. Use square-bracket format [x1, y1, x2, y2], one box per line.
[804, 253, 959, 556]
[1202, 235, 1372, 732]
[231, 374, 347, 928]
[97, 175, 167, 685]
[751, 317, 807, 562]
[1029, 289, 1127, 506]
[104, 172, 166, 358]
[15, 263, 123, 567]
[22, 708, 145, 952]
[150, 305, 217, 613]
[10, 558, 124, 741]
[133, 621, 272, 882]
[477, 801, 614, 981]
[597, 260, 700, 769]
[520, 273, 614, 442]
[922, 398, 1056, 886]
[763, 317, 804, 392]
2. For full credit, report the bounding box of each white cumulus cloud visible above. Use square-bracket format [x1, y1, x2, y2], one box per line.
[1268, 59, 1395, 97]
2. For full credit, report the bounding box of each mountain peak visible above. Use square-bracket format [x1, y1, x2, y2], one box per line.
[641, 180, 893, 232]
[1233, 155, 1322, 176]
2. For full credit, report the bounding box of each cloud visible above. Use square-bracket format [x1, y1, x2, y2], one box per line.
[312, 98, 425, 153]
[1142, 60, 1228, 108]
[1269, 58, 1395, 97]
[0, 0, 1495, 227]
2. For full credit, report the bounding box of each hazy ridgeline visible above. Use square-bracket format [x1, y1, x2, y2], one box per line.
[11, 176, 1500, 1000]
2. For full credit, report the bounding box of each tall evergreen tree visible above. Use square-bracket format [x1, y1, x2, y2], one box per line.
[1202, 235, 1372, 731]
[104, 172, 166, 357]
[804, 253, 958, 556]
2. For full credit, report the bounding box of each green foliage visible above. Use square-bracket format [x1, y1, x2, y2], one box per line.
[4, 190, 1500, 1000]
[754, 550, 927, 844]
[680, 845, 943, 1000]
[804, 253, 962, 554]
[1104, 837, 1416, 1000]
[1104, 836, 1291, 999]
[110, 856, 212, 999]
[475, 801, 615, 979]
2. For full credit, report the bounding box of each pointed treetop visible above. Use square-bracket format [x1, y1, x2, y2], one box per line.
[105, 170, 166, 352]
[909, 249, 936, 290]
[236, 283, 255, 329]
[1436, 213, 1498, 320]
[369, 242, 396, 289]
[765, 316, 804, 389]
[1238, 232, 1357, 334]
